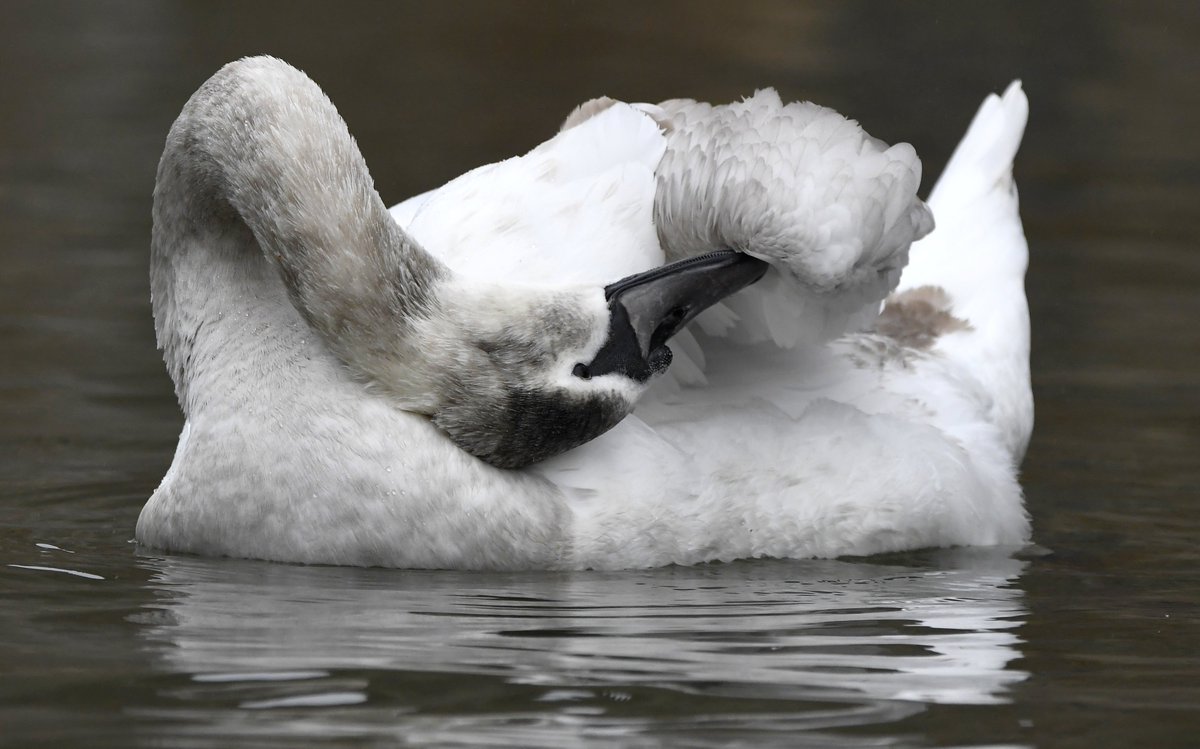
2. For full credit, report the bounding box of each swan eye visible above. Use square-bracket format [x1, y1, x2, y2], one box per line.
[572, 363, 591, 380]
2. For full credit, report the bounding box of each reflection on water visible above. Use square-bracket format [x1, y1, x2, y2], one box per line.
[129, 550, 1026, 746]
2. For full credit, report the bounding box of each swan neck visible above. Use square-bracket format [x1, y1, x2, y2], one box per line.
[150, 57, 447, 409]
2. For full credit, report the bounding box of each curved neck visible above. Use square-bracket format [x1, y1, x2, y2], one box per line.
[150, 57, 446, 411]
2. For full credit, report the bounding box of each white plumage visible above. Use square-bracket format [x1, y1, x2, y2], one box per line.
[651, 90, 935, 349]
[138, 57, 1032, 569]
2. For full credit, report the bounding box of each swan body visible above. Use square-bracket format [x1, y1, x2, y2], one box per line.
[137, 57, 1032, 570]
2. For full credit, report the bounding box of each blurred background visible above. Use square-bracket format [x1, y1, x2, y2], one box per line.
[1, 2, 1197, 747]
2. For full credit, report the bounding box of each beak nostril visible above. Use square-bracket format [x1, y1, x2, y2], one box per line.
[648, 344, 673, 374]
[572, 363, 591, 380]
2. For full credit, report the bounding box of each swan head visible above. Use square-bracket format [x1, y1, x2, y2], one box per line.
[405, 250, 767, 469]
[151, 56, 767, 470]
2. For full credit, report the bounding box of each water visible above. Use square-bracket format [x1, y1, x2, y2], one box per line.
[1, 2, 1197, 747]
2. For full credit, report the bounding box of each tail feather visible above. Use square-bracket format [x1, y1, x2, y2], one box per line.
[927, 80, 1029, 220]
[899, 81, 1029, 302]
[896, 81, 1033, 460]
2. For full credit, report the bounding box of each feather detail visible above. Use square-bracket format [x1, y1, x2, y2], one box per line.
[652, 89, 934, 348]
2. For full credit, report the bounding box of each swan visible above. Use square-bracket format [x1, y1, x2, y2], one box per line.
[137, 56, 1032, 570]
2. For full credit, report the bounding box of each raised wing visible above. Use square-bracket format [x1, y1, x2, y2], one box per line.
[650, 88, 934, 348]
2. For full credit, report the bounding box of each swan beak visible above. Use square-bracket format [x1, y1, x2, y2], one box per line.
[581, 250, 769, 382]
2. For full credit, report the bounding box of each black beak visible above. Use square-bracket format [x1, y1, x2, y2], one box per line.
[576, 250, 769, 382]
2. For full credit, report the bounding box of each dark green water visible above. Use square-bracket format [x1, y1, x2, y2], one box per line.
[1, 2, 1197, 747]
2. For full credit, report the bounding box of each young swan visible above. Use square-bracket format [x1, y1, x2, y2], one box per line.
[151, 57, 764, 469]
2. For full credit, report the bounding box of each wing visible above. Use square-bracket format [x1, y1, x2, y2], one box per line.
[650, 89, 934, 349]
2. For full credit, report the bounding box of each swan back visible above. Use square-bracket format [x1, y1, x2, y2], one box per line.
[391, 101, 667, 286]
